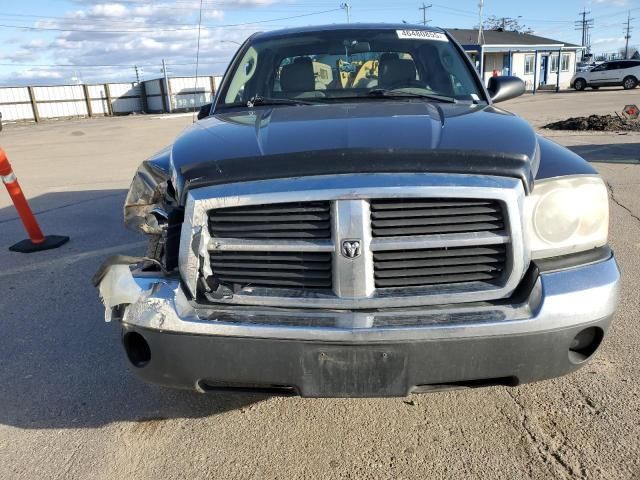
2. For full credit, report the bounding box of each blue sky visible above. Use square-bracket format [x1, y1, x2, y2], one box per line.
[0, 0, 638, 85]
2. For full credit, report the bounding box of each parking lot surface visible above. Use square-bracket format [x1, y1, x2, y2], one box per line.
[0, 90, 639, 479]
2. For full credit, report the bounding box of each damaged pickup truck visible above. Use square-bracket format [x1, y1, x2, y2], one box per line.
[94, 24, 620, 397]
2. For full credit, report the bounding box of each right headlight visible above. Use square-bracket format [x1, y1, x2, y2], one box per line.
[525, 175, 609, 260]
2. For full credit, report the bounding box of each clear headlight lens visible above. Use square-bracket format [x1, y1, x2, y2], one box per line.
[525, 176, 609, 259]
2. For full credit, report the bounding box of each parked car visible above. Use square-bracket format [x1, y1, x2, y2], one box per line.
[576, 62, 596, 72]
[572, 60, 640, 90]
[95, 24, 619, 398]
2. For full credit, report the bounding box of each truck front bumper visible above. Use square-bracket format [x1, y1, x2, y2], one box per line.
[97, 253, 620, 397]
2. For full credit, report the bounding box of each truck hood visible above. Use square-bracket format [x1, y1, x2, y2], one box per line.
[172, 101, 539, 194]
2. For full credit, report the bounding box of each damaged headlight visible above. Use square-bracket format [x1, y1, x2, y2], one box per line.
[525, 175, 609, 260]
[124, 159, 174, 235]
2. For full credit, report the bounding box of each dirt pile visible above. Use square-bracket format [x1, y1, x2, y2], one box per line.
[544, 114, 640, 132]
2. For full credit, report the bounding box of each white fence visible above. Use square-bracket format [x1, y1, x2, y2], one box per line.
[0, 75, 223, 123]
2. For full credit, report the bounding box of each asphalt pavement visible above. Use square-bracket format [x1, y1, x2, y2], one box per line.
[0, 91, 638, 479]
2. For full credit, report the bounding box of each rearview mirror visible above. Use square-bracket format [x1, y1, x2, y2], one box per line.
[197, 103, 212, 120]
[487, 76, 525, 104]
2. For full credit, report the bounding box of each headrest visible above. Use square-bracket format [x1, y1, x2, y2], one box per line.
[280, 58, 315, 92]
[379, 58, 417, 88]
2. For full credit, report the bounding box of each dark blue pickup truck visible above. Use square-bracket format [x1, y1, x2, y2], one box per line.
[95, 24, 619, 397]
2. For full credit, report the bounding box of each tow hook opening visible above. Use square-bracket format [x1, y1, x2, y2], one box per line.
[123, 332, 151, 368]
[569, 327, 604, 364]
[196, 380, 297, 396]
[412, 376, 520, 393]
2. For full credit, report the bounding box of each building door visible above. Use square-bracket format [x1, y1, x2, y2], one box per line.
[540, 56, 548, 85]
[503, 53, 511, 75]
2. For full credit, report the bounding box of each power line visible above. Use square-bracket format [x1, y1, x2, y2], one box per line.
[575, 9, 594, 58]
[624, 11, 635, 59]
[419, 3, 432, 26]
[193, 0, 204, 120]
[0, 61, 230, 68]
[477, 0, 485, 45]
[0, 8, 342, 34]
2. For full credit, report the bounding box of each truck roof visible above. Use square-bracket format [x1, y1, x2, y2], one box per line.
[253, 23, 445, 41]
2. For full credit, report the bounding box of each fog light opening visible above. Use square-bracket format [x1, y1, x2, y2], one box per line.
[123, 332, 151, 368]
[569, 327, 604, 364]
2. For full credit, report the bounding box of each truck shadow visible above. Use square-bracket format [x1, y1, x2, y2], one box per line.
[0, 189, 267, 430]
[567, 143, 640, 164]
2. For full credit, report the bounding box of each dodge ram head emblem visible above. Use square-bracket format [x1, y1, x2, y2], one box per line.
[341, 240, 362, 259]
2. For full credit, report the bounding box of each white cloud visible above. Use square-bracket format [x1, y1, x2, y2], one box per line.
[593, 0, 628, 6]
[89, 3, 128, 17]
[591, 36, 625, 46]
[1, 0, 280, 85]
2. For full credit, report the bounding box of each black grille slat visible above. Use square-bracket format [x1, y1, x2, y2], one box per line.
[373, 222, 504, 237]
[372, 205, 499, 219]
[210, 251, 332, 290]
[373, 255, 503, 270]
[210, 253, 330, 262]
[372, 213, 502, 228]
[210, 213, 330, 222]
[213, 277, 332, 288]
[374, 246, 506, 261]
[213, 231, 328, 239]
[213, 205, 328, 215]
[371, 200, 493, 210]
[211, 261, 332, 271]
[374, 245, 507, 289]
[376, 272, 498, 288]
[209, 201, 331, 240]
[375, 264, 503, 279]
[213, 269, 331, 279]
[370, 198, 505, 238]
[209, 222, 331, 233]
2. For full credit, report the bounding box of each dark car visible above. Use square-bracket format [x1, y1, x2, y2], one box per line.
[95, 24, 619, 397]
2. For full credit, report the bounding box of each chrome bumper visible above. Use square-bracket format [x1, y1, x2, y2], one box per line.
[97, 255, 620, 343]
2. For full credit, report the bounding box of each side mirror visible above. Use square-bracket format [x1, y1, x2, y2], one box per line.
[197, 103, 212, 120]
[487, 76, 525, 104]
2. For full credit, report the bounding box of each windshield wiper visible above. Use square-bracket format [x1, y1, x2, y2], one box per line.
[367, 89, 457, 104]
[246, 95, 316, 107]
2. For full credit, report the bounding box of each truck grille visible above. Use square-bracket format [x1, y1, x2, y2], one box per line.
[208, 201, 331, 239]
[373, 246, 507, 288]
[182, 174, 525, 309]
[370, 199, 505, 237]
[210, 251, 332, 289]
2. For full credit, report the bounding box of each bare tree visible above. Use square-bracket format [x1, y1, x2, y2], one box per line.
[617, 46, 639, 59]
[482, 16, 534, 34]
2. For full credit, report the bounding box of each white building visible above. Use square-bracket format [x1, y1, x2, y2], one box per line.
[447, 29, 583, 92]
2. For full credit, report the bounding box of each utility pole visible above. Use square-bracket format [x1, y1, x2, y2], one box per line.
[624, 11, 634, 59]
[161, 59, 172, 113]
[134, 65, 140, 84]
[575, 9, 594, 60]
[477, 0, 485, 45]
[419, 3, 432, 26]
[341, 3, 351, 23]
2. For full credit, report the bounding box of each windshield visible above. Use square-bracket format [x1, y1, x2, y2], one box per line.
[218, 28, 484, 108]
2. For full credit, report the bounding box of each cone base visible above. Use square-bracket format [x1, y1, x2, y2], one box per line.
[9, 235, 70, 253]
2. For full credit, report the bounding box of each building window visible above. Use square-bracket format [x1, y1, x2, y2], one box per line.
[561, 53, 571, 72]
[550, 54, 559, 73]
[524, 55, 535, 75]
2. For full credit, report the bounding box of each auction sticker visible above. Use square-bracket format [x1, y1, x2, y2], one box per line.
[396, 30, 448, 41]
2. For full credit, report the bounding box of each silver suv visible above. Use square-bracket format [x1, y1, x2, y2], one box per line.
[572, 60, 640, 90]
